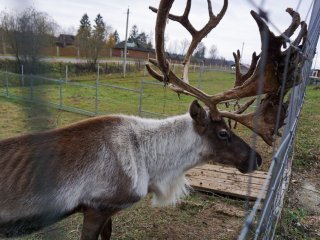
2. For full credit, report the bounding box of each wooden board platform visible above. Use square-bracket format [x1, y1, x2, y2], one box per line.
[186, 164, 270, 200]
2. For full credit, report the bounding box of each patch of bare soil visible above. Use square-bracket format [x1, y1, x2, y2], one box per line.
[111, 193, 247, 240]
[16, 192, 250, 240]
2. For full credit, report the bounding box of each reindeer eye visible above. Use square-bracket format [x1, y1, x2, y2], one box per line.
[218, 129, 230, 140]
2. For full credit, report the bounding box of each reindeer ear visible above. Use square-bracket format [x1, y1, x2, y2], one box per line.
[189, 100, 208, 126]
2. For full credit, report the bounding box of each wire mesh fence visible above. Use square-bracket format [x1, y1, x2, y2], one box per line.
[0, 68, 237, 121]
[0, 71, 143, 117]
[238, 0, 320, 239]
[0, 0, 319, 239]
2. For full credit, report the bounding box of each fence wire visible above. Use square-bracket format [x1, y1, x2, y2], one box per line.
[238, 0, 320, 239]
[0, 1, 319, 239]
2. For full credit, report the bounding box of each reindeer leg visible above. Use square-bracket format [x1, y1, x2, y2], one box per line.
[100, 218, 112, 240]
[80, 207, 115, 240]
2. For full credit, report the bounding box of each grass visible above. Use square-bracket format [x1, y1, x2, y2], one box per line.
[277, 208, 308, 239]
[293, 87, 320, 169]
[0, 97, 86, 139]
[0, 70, 236, 117]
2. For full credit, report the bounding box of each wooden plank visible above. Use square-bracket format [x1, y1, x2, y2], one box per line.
[187, 169, 268, 186]
[188, 178, 266, 200]
[186, 164, 269, 200]
[186, 174, 263, 191]
[194, 164, 269, 178]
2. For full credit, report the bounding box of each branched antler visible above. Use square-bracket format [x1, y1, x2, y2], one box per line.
[146, 1, 308, 146]
[227, 50, 260, 128]
[149, 0, 228, 83]
[233, 50, 260, 87]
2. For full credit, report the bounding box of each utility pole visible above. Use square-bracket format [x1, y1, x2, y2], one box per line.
[240, 42, 245, 64]
[123, 8, 130, 78]
[312, 51, 318, 70]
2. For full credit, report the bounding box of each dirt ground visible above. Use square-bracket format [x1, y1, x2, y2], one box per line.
[112, 194, 246, 240]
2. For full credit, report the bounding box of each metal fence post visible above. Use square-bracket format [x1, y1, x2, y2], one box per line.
[139, 80, 144, 116]
[198, 62, 203, 89]
[5, 70, 8, 97]
[30, 75, 34, 101]
[21, 64, 24, 86]
[65, 65, 68, 83]
[59, 79, 63, 110]
[95, 64, 99, 115]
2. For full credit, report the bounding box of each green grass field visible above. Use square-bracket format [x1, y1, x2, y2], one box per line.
[0, 70, 236, 117]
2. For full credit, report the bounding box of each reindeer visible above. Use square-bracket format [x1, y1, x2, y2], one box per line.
[0, 0, 307, 239]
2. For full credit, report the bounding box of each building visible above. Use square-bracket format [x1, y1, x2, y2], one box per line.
[112, 39, 155, 59]
[56, 34, 75, 48]
[311, 69, 320, 78]
[230, 63, 250, 73]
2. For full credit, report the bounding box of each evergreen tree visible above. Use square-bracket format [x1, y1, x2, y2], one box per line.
[93, 14, 105, 34]
[193, 42, 206, 60]
[80, 13, 90, 30]
[76, 13, 107, 69]
[90, 13, 106, 67]
[129, 24, 151, 46]
[136, 32, 147, 44]
[75, 14, 92, 61]
[130, 25, 139, 40]
[147, 40, 153, 49]
[113, 30, 120, 43]
[92, 14, 105, 45]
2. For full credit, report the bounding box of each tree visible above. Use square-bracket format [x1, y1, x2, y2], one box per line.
[193, 42, 206, 60]
[75, 13, 110, 69]
[180, 38, 190, 56]
[113, 30, 120, 43]
[91, 14, 106, 67]
[130, 25, 139, 40]
[129, 25, 152, 46]
[147, 40, 153, 49]
[0, 7, 57, 73]
[75, 13, 91, 61]
[136, 32, 148, 44]
[106, 33, 116, 48]
[147, 31, 153, 49]
[209, 44, 218, 60]
[80, 13, 90, 28]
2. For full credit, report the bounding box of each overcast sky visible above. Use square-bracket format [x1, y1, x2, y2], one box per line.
[1, 0, 319, 68]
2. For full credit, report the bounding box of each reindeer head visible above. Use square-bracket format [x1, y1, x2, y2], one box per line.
[147, 0, 307, 172]
[189, 100, 262, 173]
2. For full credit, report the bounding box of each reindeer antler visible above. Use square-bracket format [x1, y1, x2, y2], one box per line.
[147, 1, 308, 146]
[218, 8, 307, 145]
[149, 0, 228, 83]
[233, 50, 260, 88]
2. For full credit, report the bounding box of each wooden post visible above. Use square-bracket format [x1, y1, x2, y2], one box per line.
[95, 64, 99, 115]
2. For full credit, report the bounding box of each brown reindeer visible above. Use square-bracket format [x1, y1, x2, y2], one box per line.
[0, 0, 307, 239]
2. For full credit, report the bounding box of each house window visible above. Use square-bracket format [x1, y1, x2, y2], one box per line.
[312, 70, 317, 77]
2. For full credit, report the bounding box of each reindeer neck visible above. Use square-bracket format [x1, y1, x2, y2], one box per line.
[129, 114, 204, 179]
